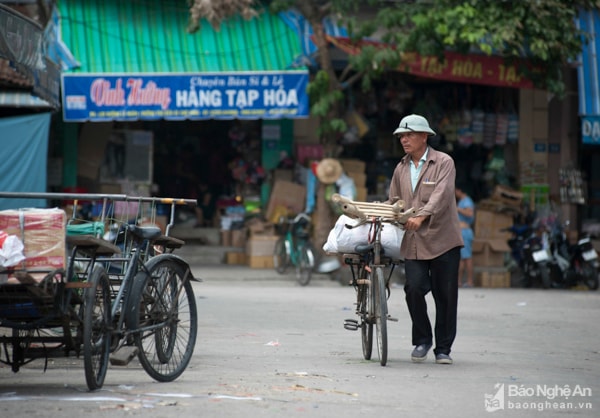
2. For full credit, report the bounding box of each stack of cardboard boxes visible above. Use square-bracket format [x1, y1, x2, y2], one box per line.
[472, 188, 517, 287]
[244, 219, 278, 268]
[224, 218, 280, 268]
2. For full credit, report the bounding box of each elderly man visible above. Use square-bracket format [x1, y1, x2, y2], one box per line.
[388, 114, 463, 364]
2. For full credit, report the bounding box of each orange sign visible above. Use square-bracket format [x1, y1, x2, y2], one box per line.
[327, 36, 535, 89]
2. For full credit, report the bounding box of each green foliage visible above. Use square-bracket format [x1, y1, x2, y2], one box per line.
[189, 0, 600, 140]
[368, 0, 600, 96]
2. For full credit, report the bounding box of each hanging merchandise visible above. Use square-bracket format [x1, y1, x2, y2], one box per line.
[507, 113, 519, 143]
[471, 108, 485, 144]
[495, 113, 509, 145]
[230, 158, 266, 187]
[456, 109, 473, 146]
[443, 112, 459, 143]
[483, 112, 497, 148]
[559, 168, 586, 204]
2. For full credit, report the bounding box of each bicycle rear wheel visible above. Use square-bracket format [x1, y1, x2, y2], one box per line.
[129, 257, 197, 382]
[295, 243, 315, 286]
[360, 275, 373, 360]
[273, 236, 289, 274]
[374, 267, 388, 366]
[83, 265, 111, 391]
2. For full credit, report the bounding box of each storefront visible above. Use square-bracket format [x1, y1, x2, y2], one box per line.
[55, 0, 310, 224]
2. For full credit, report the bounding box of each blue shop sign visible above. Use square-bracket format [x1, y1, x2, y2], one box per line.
[582, 116, 600, 144]
[61, 71, 309, 122]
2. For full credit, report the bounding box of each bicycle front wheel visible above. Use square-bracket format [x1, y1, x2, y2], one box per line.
[129, 257, 197, 382]
[83, 265, 111, 391]
[374, 267, 388, 366]
[273, 236, 289, 274]
[360, 274, 373, 360]
[295, 243, 315, 286]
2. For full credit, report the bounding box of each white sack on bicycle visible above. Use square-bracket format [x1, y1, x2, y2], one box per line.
[323, 214, 405, 259]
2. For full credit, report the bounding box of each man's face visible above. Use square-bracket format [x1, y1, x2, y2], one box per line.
[396, 131, 428, 155]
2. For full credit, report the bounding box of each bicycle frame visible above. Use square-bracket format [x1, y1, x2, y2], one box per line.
[331, 193, 414, 366]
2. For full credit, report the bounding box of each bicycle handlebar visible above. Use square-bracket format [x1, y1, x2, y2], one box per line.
[293, 213, 311, 224]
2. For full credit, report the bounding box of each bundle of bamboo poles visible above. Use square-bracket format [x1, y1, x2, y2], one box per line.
[331, 193, 417, 224]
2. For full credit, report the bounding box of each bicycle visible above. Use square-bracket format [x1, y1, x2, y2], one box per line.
[0, 192, 198, 391]
[273, 213, 316, 286]
[78, 196, 199, 388]
[331, 193, 415, 366]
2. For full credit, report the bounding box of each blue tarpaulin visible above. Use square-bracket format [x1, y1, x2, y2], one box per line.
[0, 113, 51, 210]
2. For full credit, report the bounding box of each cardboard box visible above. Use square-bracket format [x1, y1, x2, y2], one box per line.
[475, 267, 511, 288]
[220, 230, 232, 247]
[231, 228, 248, 248]
[0, 208, 67, 279]
[472, 238, 510, 267]
[226, 251, 247, 265]
[248, 255, 275, 268]
[347, 172, 367, 187]
[272, 169, 294, 183]
[265, 180, 306, 223]
[474, 209, 513, 240]
[492, 185, 523, 207]
[246, 218, 275, 236]
[246, 235, 279, 256]
[356, 186, 368, 202]
[340, 159, 366, 174]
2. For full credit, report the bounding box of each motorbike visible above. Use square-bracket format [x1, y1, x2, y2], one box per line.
[505, 224, 553, 289]
[548, 223, 599, 290]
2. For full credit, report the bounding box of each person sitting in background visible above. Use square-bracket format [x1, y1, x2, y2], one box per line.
[456, 184, 475, 287]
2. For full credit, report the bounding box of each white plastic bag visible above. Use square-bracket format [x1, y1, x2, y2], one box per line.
[0, 234, 26, 267]
[323, 215, 405, 259]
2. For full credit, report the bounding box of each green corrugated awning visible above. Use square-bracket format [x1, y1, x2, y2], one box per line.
[58, 0, 303, 73]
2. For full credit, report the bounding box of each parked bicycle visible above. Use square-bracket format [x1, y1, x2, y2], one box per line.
[273, 213, 315, 286]
[331, 194, 415, 366]
[0, 192, 199, 390]
[75, 196, 199, 389]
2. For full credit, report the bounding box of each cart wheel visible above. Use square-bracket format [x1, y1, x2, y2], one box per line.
[83, 265, 111, 391]
[128, 256, 197, 382]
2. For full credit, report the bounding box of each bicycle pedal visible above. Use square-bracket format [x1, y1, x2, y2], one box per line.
[356, 279, 370, 285]
[344, 319, 359, 331]
[387, 315, 398, 322]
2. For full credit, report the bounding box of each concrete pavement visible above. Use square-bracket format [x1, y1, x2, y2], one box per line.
[0, 261, 598, 418]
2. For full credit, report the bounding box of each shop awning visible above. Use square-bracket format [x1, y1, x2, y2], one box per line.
[0, 91, 52, 108]
[327, 36, 536, 89]
[58, 0, 309, 121]
[577, 9, 600, 144]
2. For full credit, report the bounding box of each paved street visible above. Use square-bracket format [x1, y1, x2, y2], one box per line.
[0, 265, 599, 417]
